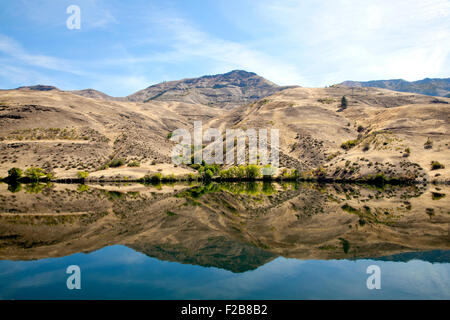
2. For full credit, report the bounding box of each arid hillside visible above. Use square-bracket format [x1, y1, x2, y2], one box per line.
[0, 74, 449, 183]
[216, 85, 450, 182]
[125, 70, 295, 108]
[341, 78, 450, 97]
[0, 89, 222, 178]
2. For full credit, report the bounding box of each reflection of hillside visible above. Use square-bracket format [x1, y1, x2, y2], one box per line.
[129, 237, 276, 273]
[374, 250, 450, 264]
[0, 182, 448, 272]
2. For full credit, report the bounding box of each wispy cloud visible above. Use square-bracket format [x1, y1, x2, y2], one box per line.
[0, 0, 448, 94]
[251, 0, 450, 84]
[0, 34, 86, 75]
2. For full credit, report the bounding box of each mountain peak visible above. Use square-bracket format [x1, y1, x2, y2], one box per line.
[126, 70, 293, 108]
[340, 77, 450, 97]
[16, 85, 60, 91]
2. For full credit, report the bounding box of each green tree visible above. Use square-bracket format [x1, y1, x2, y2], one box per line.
[7, 182, 22, 193]
[24, 167, 46, 181]
[341, 96, 348, 109]
[236, 166, 246, 179]
[245, 165, 261, 179]
[7, 167, 22, 181]
[203, 169, 213, 181]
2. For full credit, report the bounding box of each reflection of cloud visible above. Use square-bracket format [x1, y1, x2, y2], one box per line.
[1, 248, 449, 299]
[12, 270, 62, 289]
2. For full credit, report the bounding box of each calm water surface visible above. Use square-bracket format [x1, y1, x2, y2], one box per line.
[0, 181, 448, 299]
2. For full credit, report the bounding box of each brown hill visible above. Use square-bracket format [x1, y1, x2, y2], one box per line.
[341, 78, 450, 97]
[126, 70, 296, 108]
[216, 85, 450, 182]
[0, 78, 449, 183]
[0, 89, 222, 178]
[70, 88, 118, 101]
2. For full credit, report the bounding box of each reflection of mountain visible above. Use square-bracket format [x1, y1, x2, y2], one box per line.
[129, 236, 276, 273]
[0, 182, 449, 272]
[374, 250, 450, 264]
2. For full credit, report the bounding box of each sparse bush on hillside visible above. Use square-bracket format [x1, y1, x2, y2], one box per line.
[431, 161, 445, 170]
[424, 138, 433, 149]
[109, 158, 125, 167]
[25, 167, 50, 181]
[341, 139, 359, 150]
[340, 96, 348, 109]
[245, 165, 261, 179]
[149, 173, 162, 182]
[362, 142, 370, 152]
[7, 167, 22, 180]
[77, 171, 89, 180]
[317, 98, 335, 104]
[127, 161, 140, 167]
[203, 169, 213, 181]
[403, 147, 411, 157]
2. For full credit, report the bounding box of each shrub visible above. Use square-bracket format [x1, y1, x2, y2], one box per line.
[203, 169, 213, 181]
[127, 161, 140, 167]
[341, 96, 348, 109]
[167, 132, 173, 139]
[431, 161, 445, 170]
[424, 138, 433, 149]
[162, 174, 176, 182]
[151, 173, 163, 182]
[357, 125, 364, 133]
[77, 184, 90, 192]
[362, 142, 370, 152]
[317, 98, 334, 104]
[25, 167, 47, 181]
[431, 192, 445, 200]
[245, 165, 261, 179]
[77, 171, 89, 180]
[109, 158, 124, 167]
[7, 167, 22, 180]
[341, 139, 359, 150]
[403, 147, 411, 157]
[236, 166, 246, 179]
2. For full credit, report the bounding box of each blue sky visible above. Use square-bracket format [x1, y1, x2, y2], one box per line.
[0, 0, 449, 96]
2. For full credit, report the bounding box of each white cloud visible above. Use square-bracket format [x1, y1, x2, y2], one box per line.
[0, 34, 86, 76]
[252, 0, 450, 84]
[115, 13, 307, 86]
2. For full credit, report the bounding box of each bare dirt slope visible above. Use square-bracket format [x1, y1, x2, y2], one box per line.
[126, 70, 295, 109]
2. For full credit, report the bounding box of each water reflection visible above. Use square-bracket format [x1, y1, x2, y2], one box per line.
[0, 181, 448, 299]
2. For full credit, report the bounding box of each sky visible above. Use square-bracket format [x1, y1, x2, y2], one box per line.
[0, 0, 449, 96]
